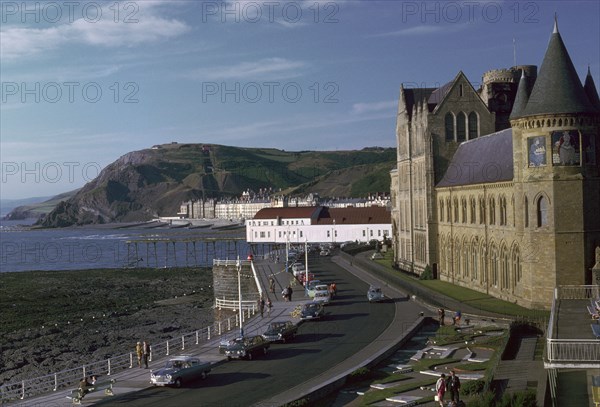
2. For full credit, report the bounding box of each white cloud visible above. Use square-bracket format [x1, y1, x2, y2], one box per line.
[186, 57, 308, 81]
[0, 3, 189, 61]
[352, 100, 398, 114]
[370, 25, 446, 38]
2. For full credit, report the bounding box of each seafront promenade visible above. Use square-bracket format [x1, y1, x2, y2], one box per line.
[12, 252, 425, 406]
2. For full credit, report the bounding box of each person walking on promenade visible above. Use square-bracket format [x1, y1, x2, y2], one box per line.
[135, 342, 143, 368]
[282, 287, 289, 301]
[447, 370, 461, 404]
[266, 298, 272, 316]
[142, 341, 151, 369]
[288, 285, 293, 301]
[435, 373, 446, 407]
[453, 310, 462, 326]
[269, 277, 275, 294]
[259, 296, 265, 318]
[438, 308, 445, 326]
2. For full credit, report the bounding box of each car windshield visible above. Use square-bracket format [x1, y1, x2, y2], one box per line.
[270, 322, 285, 330]
[166, 360, 186, 369]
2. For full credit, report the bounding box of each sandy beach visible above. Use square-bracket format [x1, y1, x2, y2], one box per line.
[0, 267, 215, 385]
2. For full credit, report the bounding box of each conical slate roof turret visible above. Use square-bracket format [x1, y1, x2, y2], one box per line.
[521, 18, 595, 117]
[509, 71, 530, 120]
[584, 67, 600, 111]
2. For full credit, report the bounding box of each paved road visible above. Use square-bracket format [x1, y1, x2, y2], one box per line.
[93, 255, 396, 406]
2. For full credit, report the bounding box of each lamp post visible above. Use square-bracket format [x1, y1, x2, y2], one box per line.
[236, 256, 243, 337]
[305, 238, 309, 296]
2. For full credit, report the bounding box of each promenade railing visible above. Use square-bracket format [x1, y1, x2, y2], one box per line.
[545, 285, 600, 368]
[0, 309, 256, 404]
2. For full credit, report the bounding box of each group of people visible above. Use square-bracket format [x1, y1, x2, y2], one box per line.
[258, 296, 273, 317]
[437, 308, 462, 326]
[135, 340, 151, 369]
[435, 370, 462, 407]
[77, 375, 98, 400]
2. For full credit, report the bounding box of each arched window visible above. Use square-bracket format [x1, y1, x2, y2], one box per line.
[501, 244, 509, 289]
[446, 198, 451, 222]
[489, 197, 496, 225]
[461, 198, 467, 223]
[499, 196, 507, 226]
[537, 196, 548, 227]
[479, 242, 486, 285]
[453, 197, 459, 223]
[462, 239, 469, 277]
[511, 245, 521, 290]
[524, 197, 529, 227]
[457, 112, 466, 142]
[439, 199, 444, 222]
[445, 113, 455, 141]
[469, 197, 476, 224]
[471, 240, 478, 281]
[490, 243, 499, 287]
[479, 197, 486, 224]
[468, 112, 478, 139]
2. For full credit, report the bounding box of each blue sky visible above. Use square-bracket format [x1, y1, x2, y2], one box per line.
[1, 0, 599, 199]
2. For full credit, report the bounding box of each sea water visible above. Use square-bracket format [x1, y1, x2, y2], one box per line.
[0, 219, 250, 273]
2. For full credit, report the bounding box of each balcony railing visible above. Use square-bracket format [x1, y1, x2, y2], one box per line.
[545, 285, 600, 368]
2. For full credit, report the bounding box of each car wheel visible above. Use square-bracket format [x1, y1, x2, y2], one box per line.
[175, 378, 182, 388]
[201, 371, 207, 380]
[247, 352, 253, 360]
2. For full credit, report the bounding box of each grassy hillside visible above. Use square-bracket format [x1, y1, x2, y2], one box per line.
[35, 143, 396, 226]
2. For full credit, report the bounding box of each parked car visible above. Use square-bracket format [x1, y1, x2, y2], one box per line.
[292, 262, 305, 276]
[218, 336, 243, 354]
[224, 335, 270, 360]
[308, 283, 330, 298]
[313, 290, 331, 305]
[262, 321, 298, 343]
[319, 249, 331, 256]
[150, 356, 211, 387]
[300, 302, 325, 320]
[367, 286, 386, 303]
[297, 273, 317, 286]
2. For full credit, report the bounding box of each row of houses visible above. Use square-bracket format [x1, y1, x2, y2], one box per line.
[177, 192, 390, 221]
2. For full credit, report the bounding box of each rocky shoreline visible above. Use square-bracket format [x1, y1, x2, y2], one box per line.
[0, 267, 215, 385]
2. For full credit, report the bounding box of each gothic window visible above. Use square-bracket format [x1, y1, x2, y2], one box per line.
[479, 197, 486, 224]
[459, 84, 464, 97]
[446, 198, 451, 222]
[499, 196, 507, 226]
[453, 197, 459, 223]
[468, 112, 478, 139]
[524, 197, 529, 227]
[471, 240, 478, 281]
[501, 244, 509, 289]
[439, 199, 444, 222]
[440, 235, 445, 272]
[511, 245, 521, 289]
[490, 243, 499, 287]
[479, 242, 486, 285]
[511, 196, 515, 227]
[489, 197, 496, 225]
[462, 239, 469, 277]
[457, 112, 466, 142]
[537, 196, 548, 227]
[461, 198, 467, 223]
[470, 197, 476, 224]
[445, 113, 455, 141]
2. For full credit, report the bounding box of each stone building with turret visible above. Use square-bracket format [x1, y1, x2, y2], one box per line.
[390, 20, 600, 309]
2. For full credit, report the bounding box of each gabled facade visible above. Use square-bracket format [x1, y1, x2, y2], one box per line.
[391, 20, 600, 309]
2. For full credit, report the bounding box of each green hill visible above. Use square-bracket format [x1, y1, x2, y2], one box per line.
[36, 143, 396, 227]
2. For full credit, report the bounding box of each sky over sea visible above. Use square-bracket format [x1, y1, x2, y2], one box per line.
[1, 0, 599, 199]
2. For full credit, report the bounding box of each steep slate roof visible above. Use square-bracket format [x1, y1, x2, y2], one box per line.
[509, 72, 530, 120]
[437, 128, 513, 188]
[521, 20, 595, 117]
[428, 81, 453, 105]
[584, 67, 600, 111]
[314, 206, 391, 225]
[253, 206, 321, 220]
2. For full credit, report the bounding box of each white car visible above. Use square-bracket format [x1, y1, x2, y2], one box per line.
[292, 262, 305, 276]
[313, 290, 331, 305]
[308, 284, 330, 299]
